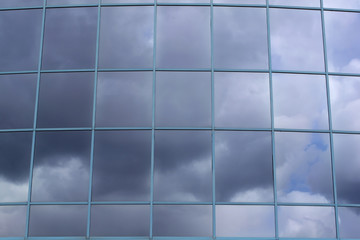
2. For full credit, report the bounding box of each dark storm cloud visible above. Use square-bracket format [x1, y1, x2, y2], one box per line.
[0, 9, 42, 71]
[338, 207, 360, 238]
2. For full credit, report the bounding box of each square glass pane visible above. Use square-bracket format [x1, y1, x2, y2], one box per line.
[215, 131, 273, 202]
[333, 134, 360, 204]
[273, 74, 329, 130]
[330, 76, 360, 131]
[37, 72, 94, 128]
[215, 72, 270, 128]
[0, 74, 36, 129]
[47, 0, 98, 5]
[0, 132, 32, 202]
[270, 0, 320, 7]
[214, 0, 265, 4]
[154, 131, 212, 202]
[324, 0, 360, 9]
[338, 207, 360, 238]
[214, 7, 268, 69]
[92, 131, 152, 201]
[99, 6, 153, 69]
[278, 206, 336, 238]
[0, 9, 42, 71]
[156, 6, 210, 69]
[29, 205, 87, 236]
[0, 206, 26, 237]
[90, 205, 150, 236]
[275, 132, 333, 203]
[156, 72, 211, 127]
[153, 205, 212, 237]
[42, 7, 97, 70]
[325, 11, 360, 73]
[216, 205, 275, 237]
[96, 72, 152, 127]
[31, 131, 91, 202]
[270, 9, 324, 71]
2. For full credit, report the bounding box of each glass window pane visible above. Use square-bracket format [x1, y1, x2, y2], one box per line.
[324, 0, 360, 9]
[153, 205, 212, 237]
[0, 0, 42, 7]
[154, 131, 212, 202]
[278, 206, 336, 238]
[325, 11, 360, 74]
[0, 206, 26, 237]
[333, 134, 360, 204]
[29, 205, 87, 236]
[37, 72, 94, 128]
[156, 6, 210, 69]
[214, 0, 265, 4]
[31, 131, 91, 202]
[42, 7, 97, 70]
[99, 6, 153, 69]
[215, 72, 270, 128]
[92, 131, 152, 201]
[0, 132, 32, 202]
[275, 132, 333, 203]
[330, 76, 360, 131]
[214, 7, 268, 69]
[47, 0, 98, 5]
[90, 205, 150, 236]
[0, 9, 42, 71]
[215, 131, 273, 202]
[156, 72, 211, 127]
[102, 0, 153, 3]
[0, 74, 36, 129]
[338, 207, 360, 239]
[270, 9, 324, 71]
[96, 72, 152, 127]
[270, 0, 320, 7]
[158, 0, 209, 3]
[216, 205, 275, 237]
[273, 74, 329, 130]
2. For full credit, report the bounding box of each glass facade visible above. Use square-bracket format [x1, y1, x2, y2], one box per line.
[0, 0, 360, 239]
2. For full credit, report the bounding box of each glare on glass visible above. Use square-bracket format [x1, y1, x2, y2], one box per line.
[0, 206, 27, 237]
[338, 207, 360, 238]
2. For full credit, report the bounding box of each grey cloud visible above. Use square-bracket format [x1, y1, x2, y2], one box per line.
[0, 206, 27, 237]
[338, 207, 360, 238]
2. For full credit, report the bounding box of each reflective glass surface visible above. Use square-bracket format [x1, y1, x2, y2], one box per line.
[275, 132, 333, 203]
[156, 72, 211, 127]
[214, 0, 265, 3]
[47, 0, 98, 5]
[270, 0, 320, 7]
[99, 6, 153, 69]
[156, 6, 210, 69]
[96, 72, 152, 127]
[31, 131, 91, 202]
[324, 0, 360, 9]
[215, 131, 273, 202]
[158, 0, 209, 3]
[154, 131, 212, 202]
[0, 206, 26, 237]
[214, 7, 268, 70]
[42, 7, 97, 70]
[0, 0, 42, 7]
[0, 9, 42, 72]
[102, 0, 153, 3]
[273, 74, 329, 130]
[92, 130, 151, 201]
[270, 9, 324, 71]
[338, 207, 360, 238]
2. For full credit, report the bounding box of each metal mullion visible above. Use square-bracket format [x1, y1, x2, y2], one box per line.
[214, 69, 268, 73]
[323, 7, 360, 13]
[215, 202, 274, 206]
[40, 69, 95, 73]
[101, 3, 154, 7]
[157, 3, 210, 7]
[153, 202, 212, 205]
[35, 127, 92, 131]
[30, 202, 88, 205]
[0, 70, 38, 75]
[156, 68, 211, 72]
[91, 201, 150, 205]
[213, 3, 265, 8]
[45, 4, 99, 9]
[0, 6, 43, 11]
[0, 128, 33, 133]
[98, 68, 153, 72]
[271, 69, 325, 75]
[269, 4, 320, 10]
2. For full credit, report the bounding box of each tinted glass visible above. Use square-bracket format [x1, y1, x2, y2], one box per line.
[96, 72, 152, 127]
[0, 132, 32, 202]
[214, 0, 265, 3]
[270, 9, 324, 71]
[156, 6, 210, 69]
[102, 0, 153, 3]
[153, 205, 212, 237]
[29, 205, 87, 236]
[0, 74, 36, 129]
[214, 7, 268, 70]
[37, 72, 94, 128]
[338, 207, 360, 238]
[215, 131, 273, 202]
[216, 205, 275, 237]
[215, 72, 270, 128]
[278, 206, 336, 238]
[158, 0, 209, 3]
[90, 205, 149, 236]
[333, 134, 360, 204]
[330, 76, 360, 131]
[0, 206, 26, 237]
[42, 7, 97, 70]
[270, 0, 320, 7]
[47, 0, 98, 5]
[99, 6, 153, 69]
[275, 132, 333, 203]
[0, 9, 42, 72]
[324, 0, 360, 9]
[325, 11, 360, 74]
[154, 131, 212, 202]
[273, 74, 329, 130]
[0, 0, 42, 7]
[92, 131, 151, 201]
[31, 131, 91, 202]
[156, 72, 211, 127]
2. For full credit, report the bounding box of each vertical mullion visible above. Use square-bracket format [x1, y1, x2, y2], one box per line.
[86, 0, 101, 237]
[25, 0, 47, 237]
